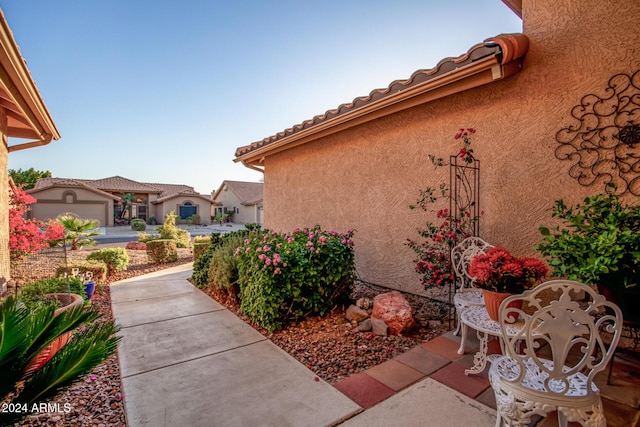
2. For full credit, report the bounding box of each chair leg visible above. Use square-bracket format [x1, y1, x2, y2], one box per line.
[458, 322, 468, 355]
[453, 315, 461, 336]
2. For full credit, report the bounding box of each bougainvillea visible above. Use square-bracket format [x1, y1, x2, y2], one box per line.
[406, 128, 481, 289]
[9, 186, 64, 262]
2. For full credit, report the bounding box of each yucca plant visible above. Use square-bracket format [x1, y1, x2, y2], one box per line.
[0, 295, 120, 424]
[56, 214, 103, 250]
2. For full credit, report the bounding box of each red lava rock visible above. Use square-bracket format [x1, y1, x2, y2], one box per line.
[371, 291, 418, 335]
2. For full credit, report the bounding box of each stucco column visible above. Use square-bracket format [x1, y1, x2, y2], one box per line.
[0, 108, 8, 294]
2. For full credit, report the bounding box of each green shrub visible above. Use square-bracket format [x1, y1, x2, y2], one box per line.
[130, 218, 147, 231]
[208, 233, 246, 293]
[146, 239, 178, 264]
[56, 260, 107, 283]
[146, 216, 157, 225]
[244, 223, 262, 232]
[191, 233, 222, 289]
[86, 247, 130, 275]
[186, 214, 201, 225]
[156, 212, 191, 248]
[18, 277, 86, 311]
[236, 226, 355, 332]
[193, 242, 209, 261]
[193, 235, 211, 244]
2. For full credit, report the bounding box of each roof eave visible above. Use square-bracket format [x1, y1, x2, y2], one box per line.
[235, 34, 528, 167]
[0, 9, 60, 152]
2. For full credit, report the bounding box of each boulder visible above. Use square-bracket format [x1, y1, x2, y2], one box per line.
[371, 291, 417, 335]
[345, 304, 369, 322]
[371, 318, 388, 336]
[356, 297, 373, 310]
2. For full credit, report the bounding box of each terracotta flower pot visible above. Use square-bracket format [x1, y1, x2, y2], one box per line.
[26, 293, 84, 373]
[482, 289, 522, 323]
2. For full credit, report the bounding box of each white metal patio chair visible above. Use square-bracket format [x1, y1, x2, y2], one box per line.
[489, 280, 623, 427]
[451, 236, 493, 338]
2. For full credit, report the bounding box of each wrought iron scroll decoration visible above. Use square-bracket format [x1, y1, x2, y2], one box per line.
[555, 69, 640, 196]
[449, 156, 480, 238]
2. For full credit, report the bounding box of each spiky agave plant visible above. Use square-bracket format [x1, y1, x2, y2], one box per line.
[0, 295, 120, 424]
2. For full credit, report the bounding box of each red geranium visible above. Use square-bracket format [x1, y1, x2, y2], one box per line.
[469, 246, 548, 293]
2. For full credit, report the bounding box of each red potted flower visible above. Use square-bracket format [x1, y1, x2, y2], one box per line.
[469, 247, 548, 321]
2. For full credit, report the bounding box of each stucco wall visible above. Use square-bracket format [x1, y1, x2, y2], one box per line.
[214, 189, 258, 224]
[154, 197, 212, 225]
[0, 109, 8, 293]
[261, 0, 640, 296]
[30, 187, 112, 226]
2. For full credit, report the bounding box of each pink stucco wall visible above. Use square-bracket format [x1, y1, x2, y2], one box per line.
[260, 0, 639, 295]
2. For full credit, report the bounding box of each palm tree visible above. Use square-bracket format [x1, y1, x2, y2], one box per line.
[0, 295, 119, 424]
[56, 215, 102, 250]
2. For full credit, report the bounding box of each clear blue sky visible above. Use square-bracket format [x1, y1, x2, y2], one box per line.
[3, 1, 521, 194]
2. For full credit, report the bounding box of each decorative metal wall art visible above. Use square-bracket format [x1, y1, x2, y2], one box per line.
[555, 69, 640, 195]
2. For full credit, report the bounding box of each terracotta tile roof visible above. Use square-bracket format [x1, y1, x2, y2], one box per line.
[235, 33, 528, 160]
[146, 183, 198, 199]
[213, 181, 263, 206]
[31, 176, 211, 202]
[153, 189, 213, 204]
[28, 177, 120, 200]
[80, 176, 163, 193]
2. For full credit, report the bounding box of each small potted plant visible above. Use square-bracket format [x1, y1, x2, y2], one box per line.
[468, 246, 548, 321]
[536, 190, 640, 322]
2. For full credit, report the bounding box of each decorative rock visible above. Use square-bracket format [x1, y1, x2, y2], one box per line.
[371, 291, 417, 335]
[356, 297, 372, 310]
[371, 318, 388, 336]
[354, 318, 372, 332]
[345, 304, 370, 322]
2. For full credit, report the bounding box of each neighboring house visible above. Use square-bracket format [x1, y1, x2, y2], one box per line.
[211, 180, 263, 225]
[28, 176, 213, 226]
[0, 9, 60, 294]
[235, 0, 640, 296]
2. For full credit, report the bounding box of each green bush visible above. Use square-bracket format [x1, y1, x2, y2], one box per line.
[156, 212, 191, 248]
[18, 277, 86, 311]
[244, 223, 262, 232]
[56, 260, 108, 283]
[130, 218, 147, 231]
[86, 247, 130, 275]
[208, 233, 246, 293]
[236, 226, 355, 332]
[146, 216, 157, 225]
[191, 233, 222, 289]
[186, 214, 201, 225]
[146, 239, 178, 264]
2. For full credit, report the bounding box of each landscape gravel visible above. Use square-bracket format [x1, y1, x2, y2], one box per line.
[15, 245, 450, 426]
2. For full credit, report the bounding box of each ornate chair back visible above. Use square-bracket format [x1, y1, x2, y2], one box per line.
[451, 236, 493, 292]
[498, 280, 623, 396]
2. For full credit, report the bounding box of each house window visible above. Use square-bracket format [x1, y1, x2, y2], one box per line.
[179, 202, 197, 219]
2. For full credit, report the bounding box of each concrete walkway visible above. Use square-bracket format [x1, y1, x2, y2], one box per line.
[111, 264, 497, 427]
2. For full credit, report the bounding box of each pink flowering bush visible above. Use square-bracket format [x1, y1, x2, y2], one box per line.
[9, 186, 64, 262]
[235, 226, 355, 331]
[468, 247, 548, 294]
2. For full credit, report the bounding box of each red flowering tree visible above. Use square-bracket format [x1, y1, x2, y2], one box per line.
[406, 128, 481, 289]
[9, 185, 64, 262]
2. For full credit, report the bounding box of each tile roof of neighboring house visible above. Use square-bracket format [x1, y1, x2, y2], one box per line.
[213, 180, 263, 206]
[234, 33, 528, 164]
[152, 189, 213, 204]
[30, 176, 211, 201]
[77, 176, 163, 194]
[29, 177, 120, 200]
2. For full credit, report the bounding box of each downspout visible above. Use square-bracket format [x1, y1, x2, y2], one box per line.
[7, 133, 53, 153]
